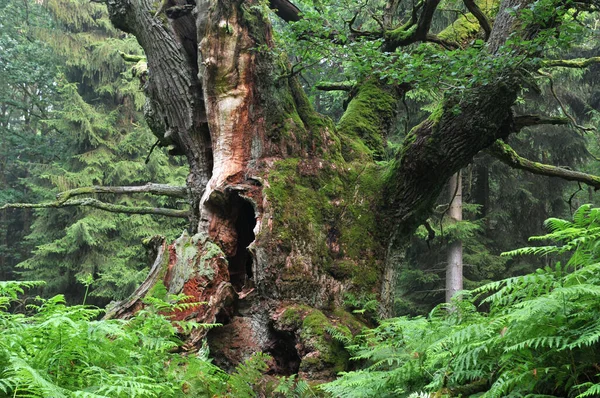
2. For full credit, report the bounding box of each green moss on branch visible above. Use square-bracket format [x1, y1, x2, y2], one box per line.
[488, 140, 600, 189]
[542, 57, 600, 68]
[337, 81, 399, 161]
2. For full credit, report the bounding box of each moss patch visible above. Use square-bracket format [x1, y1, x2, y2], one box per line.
[263, 156, 388, 296]
[297, 307, 355, 375]
[438, 15, 480, 45]
[337, 81, 399, 161]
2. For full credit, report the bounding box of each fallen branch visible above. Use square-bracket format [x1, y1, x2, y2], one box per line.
[55, 183, 188, 202]
[487, 140, 600, 189]
[1, 198, 190, 218]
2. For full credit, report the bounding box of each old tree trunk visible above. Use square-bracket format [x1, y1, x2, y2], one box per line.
[100, 0, 592, 380]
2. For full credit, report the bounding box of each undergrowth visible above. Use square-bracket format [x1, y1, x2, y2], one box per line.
[322, 205, 600, 397]
[0, 282, 311, 397]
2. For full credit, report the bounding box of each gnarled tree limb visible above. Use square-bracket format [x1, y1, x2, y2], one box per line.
[104, 236, 167, 320]
[1, 198, 190, 218]
[487, 140, 600, 189]
[463, 0, 492, 40]
[55, 183, 188, 202]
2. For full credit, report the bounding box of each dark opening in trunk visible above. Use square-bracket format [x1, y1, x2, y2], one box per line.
[227, 196, 256, 290]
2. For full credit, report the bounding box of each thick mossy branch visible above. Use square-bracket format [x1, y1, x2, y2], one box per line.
[337, 81, 401, 160]
[542, 57, 600, 68]
[0, 199, 190, 218]
[119, 51, 146, 62]
[316, 81, 356, 91]
[55, 183, 188, 202]
[488, 140, 600, 189]
[437, 0, 495, 47]
[437, 14, 480, 46]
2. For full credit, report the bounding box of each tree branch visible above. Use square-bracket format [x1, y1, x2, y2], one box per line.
[514, 114, 570, 130]
[269, 0, 302, 22]
[542, 56, 600, 68]
[487, 140, 600, 189]
[1, 198, 190, 218]
[463, 0, 491, 40]
[55, 183, 188, 202]
[538, 70, 594, 133]
[315, 81, 356, 91]
[383, 0, 441, 50]
[104, 236, 168, 320]
[425, 33, 460, 49]
[119, 51, 146, 63]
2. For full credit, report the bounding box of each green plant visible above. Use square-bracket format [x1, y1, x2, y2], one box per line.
[0, 280, 278, 397]
[323, 205, 600, 397]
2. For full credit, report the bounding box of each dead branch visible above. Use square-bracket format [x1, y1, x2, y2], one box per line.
[538, 70, 595, 133]
[514, 114, 570, 130]
[55, 183, 188, 202]
[1, 198, 190, 218]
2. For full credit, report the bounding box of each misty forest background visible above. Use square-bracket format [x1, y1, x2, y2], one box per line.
[2, 0, 600, 396]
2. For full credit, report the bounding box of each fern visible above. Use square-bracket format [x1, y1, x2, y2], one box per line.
[322, 206, 600, 397]
[0, 281, 247, 398]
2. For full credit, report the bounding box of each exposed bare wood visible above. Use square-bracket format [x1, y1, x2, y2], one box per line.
[104, 236, 167, 320]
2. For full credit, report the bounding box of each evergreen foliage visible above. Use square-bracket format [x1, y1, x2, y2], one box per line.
[323, 205, 600, 397]
[0, 0, 187, 303]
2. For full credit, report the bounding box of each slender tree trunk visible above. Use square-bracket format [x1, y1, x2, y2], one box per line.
[446, 172, 463, 302]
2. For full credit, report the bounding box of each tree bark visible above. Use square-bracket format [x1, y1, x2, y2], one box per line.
[105, 0, 365, 379]
[100, 0, 599, 380]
